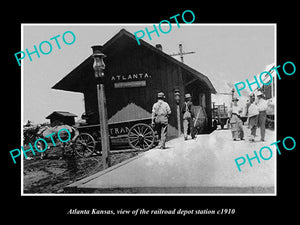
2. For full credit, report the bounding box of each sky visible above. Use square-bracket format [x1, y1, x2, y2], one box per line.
[22, 24, 275, 124]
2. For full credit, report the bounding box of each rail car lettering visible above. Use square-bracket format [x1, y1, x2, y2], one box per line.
[109, 126, 130, 136]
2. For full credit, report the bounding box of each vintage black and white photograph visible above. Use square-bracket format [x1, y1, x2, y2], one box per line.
[21, 24, 276, 195]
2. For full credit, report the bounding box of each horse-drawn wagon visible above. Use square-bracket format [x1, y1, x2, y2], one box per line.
[73, 117, 156, 157]
[31, 117, 156, 159]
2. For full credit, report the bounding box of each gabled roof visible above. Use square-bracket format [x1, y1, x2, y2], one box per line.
[52, 28, 216, 94]
[46, 111, 77, 119]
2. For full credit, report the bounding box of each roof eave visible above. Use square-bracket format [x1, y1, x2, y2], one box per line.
[52, 28, 217, 94]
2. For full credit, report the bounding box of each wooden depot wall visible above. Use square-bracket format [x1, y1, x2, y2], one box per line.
[82, 34, 212, 135]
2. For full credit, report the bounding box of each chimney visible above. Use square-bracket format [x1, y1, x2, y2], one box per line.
[155, 44, 162, 51]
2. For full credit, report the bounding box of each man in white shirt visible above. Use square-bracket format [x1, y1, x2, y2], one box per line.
[182, 93, 196, 140]
[256, 91, 268, 141]
[151, 92, 171, 149]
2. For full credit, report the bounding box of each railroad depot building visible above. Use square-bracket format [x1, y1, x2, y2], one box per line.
[52, 29, 216, 138]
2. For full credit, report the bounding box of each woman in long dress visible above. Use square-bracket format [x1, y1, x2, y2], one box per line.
[246, 94, 259, 142]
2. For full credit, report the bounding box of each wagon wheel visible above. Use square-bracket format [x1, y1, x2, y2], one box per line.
[92, 130, 102, 155]
[128, 123, 155, 151]
[73, 133, 96, 158]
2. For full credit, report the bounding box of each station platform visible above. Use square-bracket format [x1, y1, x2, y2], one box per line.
[64, 127, 275, 194]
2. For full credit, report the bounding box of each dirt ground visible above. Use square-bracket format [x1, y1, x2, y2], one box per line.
[23, 145, 139, 193]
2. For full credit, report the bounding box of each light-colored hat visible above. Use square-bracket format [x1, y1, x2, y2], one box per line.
[232, 97, 239, 102]
[256, 91, 264, 96]
[185, 93, 192, 98]
[157, 92, 165, 98]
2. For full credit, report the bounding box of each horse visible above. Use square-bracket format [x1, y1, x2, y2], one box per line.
[36, 124, 79, 159]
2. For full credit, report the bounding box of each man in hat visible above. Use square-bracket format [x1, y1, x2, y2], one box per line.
[229, 97, 244, 141]
[256, 91, 268, 141]
[246, 93, 259, 142]
[151, 92, 171, 149]
[182, 93, 196, 140]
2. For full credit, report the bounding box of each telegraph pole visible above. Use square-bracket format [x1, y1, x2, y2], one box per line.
[170, 44, 195, 137]
[169, 43, 195, 63]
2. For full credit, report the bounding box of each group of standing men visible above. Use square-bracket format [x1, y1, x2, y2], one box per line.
[151, 89, 269, 149]
[151, 92, 196, 149]
[229, 90, 268, 142]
